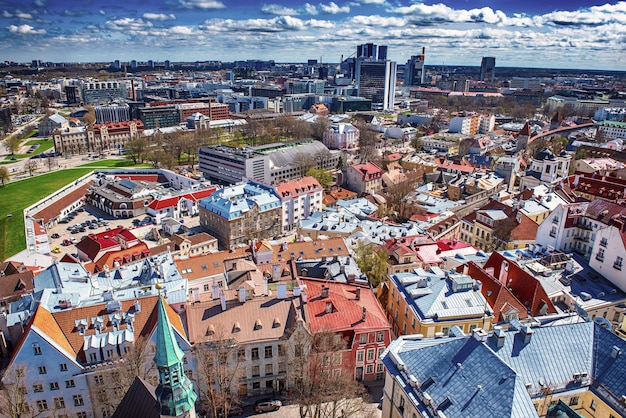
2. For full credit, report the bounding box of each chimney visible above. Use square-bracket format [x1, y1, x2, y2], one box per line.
[321, 286, 329, 298]
[220, 293, 226, 311]
[494, 328, 506, 348]
[520, 325, 533, 344]
[355, 287, 361, 301]
[239, 287, 246, 303]
[498, 260, 509, 285]
[362, 307, 367, 322]
[277, 283, 287, 299]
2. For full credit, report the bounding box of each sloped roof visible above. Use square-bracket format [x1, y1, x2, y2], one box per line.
[112, 376, 160, 418]
[32, 181, 92, 224]
[302, 279, 390, 334]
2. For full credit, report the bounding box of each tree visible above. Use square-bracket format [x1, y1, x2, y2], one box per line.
[163, 132, 186, 166]
[2, 135, 22, 155]
[288, 331, 371, 418]
[352, 240, 389, 287]
[311, 117, 331, 142]
[354, 122, 378, 163]
[0, 166, 9, 186]
[24, 159, 38, 176]
[383, 170, 422, 222]
[294, 152, 317, 177]
[306, 168, 334, 190]
[127, 137, 150, 164]
[0, 367, 32, 418]
[193, 327, 245, 418]
[83, 105, 96, 125]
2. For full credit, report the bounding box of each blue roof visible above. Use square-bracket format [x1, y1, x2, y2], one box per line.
[382, 322, 626, 418]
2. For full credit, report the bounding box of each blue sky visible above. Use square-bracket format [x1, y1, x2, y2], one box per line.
[1, 0, 625, 70]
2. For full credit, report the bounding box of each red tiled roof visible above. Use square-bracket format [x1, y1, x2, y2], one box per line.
[276, 176, 322, 198]
[32, 182, 92, 224]
[302, 279, 390, 334]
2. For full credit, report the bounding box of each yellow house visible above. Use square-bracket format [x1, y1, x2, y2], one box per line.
[380, 266, 493, 338]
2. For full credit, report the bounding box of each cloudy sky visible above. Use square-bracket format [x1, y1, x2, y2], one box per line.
[1, 0, 625, 70]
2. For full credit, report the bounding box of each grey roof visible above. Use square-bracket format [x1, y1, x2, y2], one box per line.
[382, 321, 626, 418]
[112, 376, 160, 418]
[391, 268, 490, 321]
[264, 140, 331, 168]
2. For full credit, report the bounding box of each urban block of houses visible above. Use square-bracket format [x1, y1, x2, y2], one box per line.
[74, 227, 150, 271]
[342, 162, 383, 195]
[276, 176, 323, 234]
[323, 122, 360, 150]
[381, 321, 626, 418]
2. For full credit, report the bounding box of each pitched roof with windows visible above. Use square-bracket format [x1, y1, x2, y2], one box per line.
[382, 321, 626, 418]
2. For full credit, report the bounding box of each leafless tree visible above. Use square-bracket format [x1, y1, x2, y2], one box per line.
[294, 152, 317, 177]
[24, 159, 39, 176]
[288, 331, 371, 418]
[193, 327, 245, 418]
[311, 117, 331, 142]
[0, 166, 9, 186]
[127, 137, 150, 164]
[0, 367, 40, 418]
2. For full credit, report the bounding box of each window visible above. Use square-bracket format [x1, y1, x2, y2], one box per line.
[600, 237, 608, 247]
[60, 363, 68, 372]
[37, 400, 48, 412]
[89, 352, 98, 362]
[77, 413, 88, 418]
[33, 384, 43, 393]
[54, 397, 65, 409]
[367, 348, 376, 362]
[294, 344, 303, 357]
[366, 364, 374, 374]
[251, 348, 259, 360]
[73, 394, 84, 406]
[94, 375, 104, 385]
[252, 365, 260, 377]
[333, 353, 342, 366]
[38, 366, 47, 374]
[278, 345, 285, 356]
[238, 349, 246, 360]
[590, 400, 597, 411]
[97, 389, 107, 402]
[357, 350, 364, 363]
[376, 363, 384, 373]
[614, 256, 623, 271]
[377, 331, 384, 343]
[569, 396, 579, 406]
[596, 248, 605, 261]
[549, 226, 557, 238]
[252, 382, 260, 390]
[264, 346, 273, 359]
[265, 364, 273, 376]
[65, 379, 75, 388]
[266, 380, 273, 389]
[359, 333, 367, 344]
[33, 343, 42, 355]
[49, 382, 59, 391]
[203, 284, 210, 292]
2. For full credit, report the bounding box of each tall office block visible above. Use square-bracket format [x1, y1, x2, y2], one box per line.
[480, 57, 496, 83]
[356, 59, 396, 111]
[405, 48, 426, 86]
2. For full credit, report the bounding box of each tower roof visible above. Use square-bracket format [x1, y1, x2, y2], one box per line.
[153, 296, 184, 368]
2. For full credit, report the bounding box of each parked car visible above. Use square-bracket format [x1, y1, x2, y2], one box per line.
[254, 399, 281, 413]
[62, 239, 71, 246]
[51, 233, 60, 239]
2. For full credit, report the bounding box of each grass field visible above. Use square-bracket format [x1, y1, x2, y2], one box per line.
[0, 168, 93, 261]
[78, 159, 152, 168]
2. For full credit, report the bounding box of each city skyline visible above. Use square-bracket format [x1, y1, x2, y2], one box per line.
[1, 0, 625, 71]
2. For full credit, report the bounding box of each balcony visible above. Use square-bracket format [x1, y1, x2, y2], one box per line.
[573, 235, 590, 243]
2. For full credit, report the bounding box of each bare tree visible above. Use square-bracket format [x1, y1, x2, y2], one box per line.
[294, 152, 317, 177]
[0, 367, 39, 418]
[193, 327, 245, 418]
[24, 159, 39, 176]
[288, 331, 371, 418]
[311, 117, 331, 142]
[383, 170, 422, 222]
[127, 137, 150, 164]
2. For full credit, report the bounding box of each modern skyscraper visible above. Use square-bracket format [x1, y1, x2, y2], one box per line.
[355, 43, 396, 111]
[480, 56, 496, 83]
[153, 295, 197, 417]
[405, 48, 426, 86]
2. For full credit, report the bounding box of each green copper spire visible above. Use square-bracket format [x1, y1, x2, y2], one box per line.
[154, 296, 197, 417]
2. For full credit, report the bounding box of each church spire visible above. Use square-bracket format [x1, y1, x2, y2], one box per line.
[154, 295, 197, 417]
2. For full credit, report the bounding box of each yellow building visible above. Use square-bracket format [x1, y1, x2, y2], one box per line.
[380, 266, 493, 338]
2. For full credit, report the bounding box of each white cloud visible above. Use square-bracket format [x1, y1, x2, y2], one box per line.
[169, 26, 196, 35]
[176, 0, 226, 9]
[143, 13, 176, 21]
[320, 2, 350, 14]
[2, 11, 12, 18]
[99, 10, 106, 15]
[34, 0, 45, 6]
[105, 18, 153, 32]
[303, 3, 318, 15]
[8, 24, 46, 34]
[15, 11, 33, 20]
[262, 4, 299, 16]
[200, 15, 336, 32]
[350, 15, 406, 27]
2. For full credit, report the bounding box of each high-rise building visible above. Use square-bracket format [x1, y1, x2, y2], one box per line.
[405, 48, 426, 86]
[164, 60, 171, 70]
[480, 56, 496, 83]
[356, 59, 397, 111]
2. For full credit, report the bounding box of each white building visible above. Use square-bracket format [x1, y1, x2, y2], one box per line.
[519, 148, 571, 191]
[323, 122, 359, 150]
[275, 176, 323, 233]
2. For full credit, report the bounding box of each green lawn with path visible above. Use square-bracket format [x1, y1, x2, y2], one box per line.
[0, 168, 94, 261]
[0, 158, 154, 261]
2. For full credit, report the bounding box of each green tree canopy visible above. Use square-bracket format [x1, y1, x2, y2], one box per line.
[353, 240, 389, 287]
[306, 167, 334, 189]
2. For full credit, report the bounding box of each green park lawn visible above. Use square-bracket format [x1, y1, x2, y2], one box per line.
[78, 159, 152, 168]
[0, 168, 94, 260]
